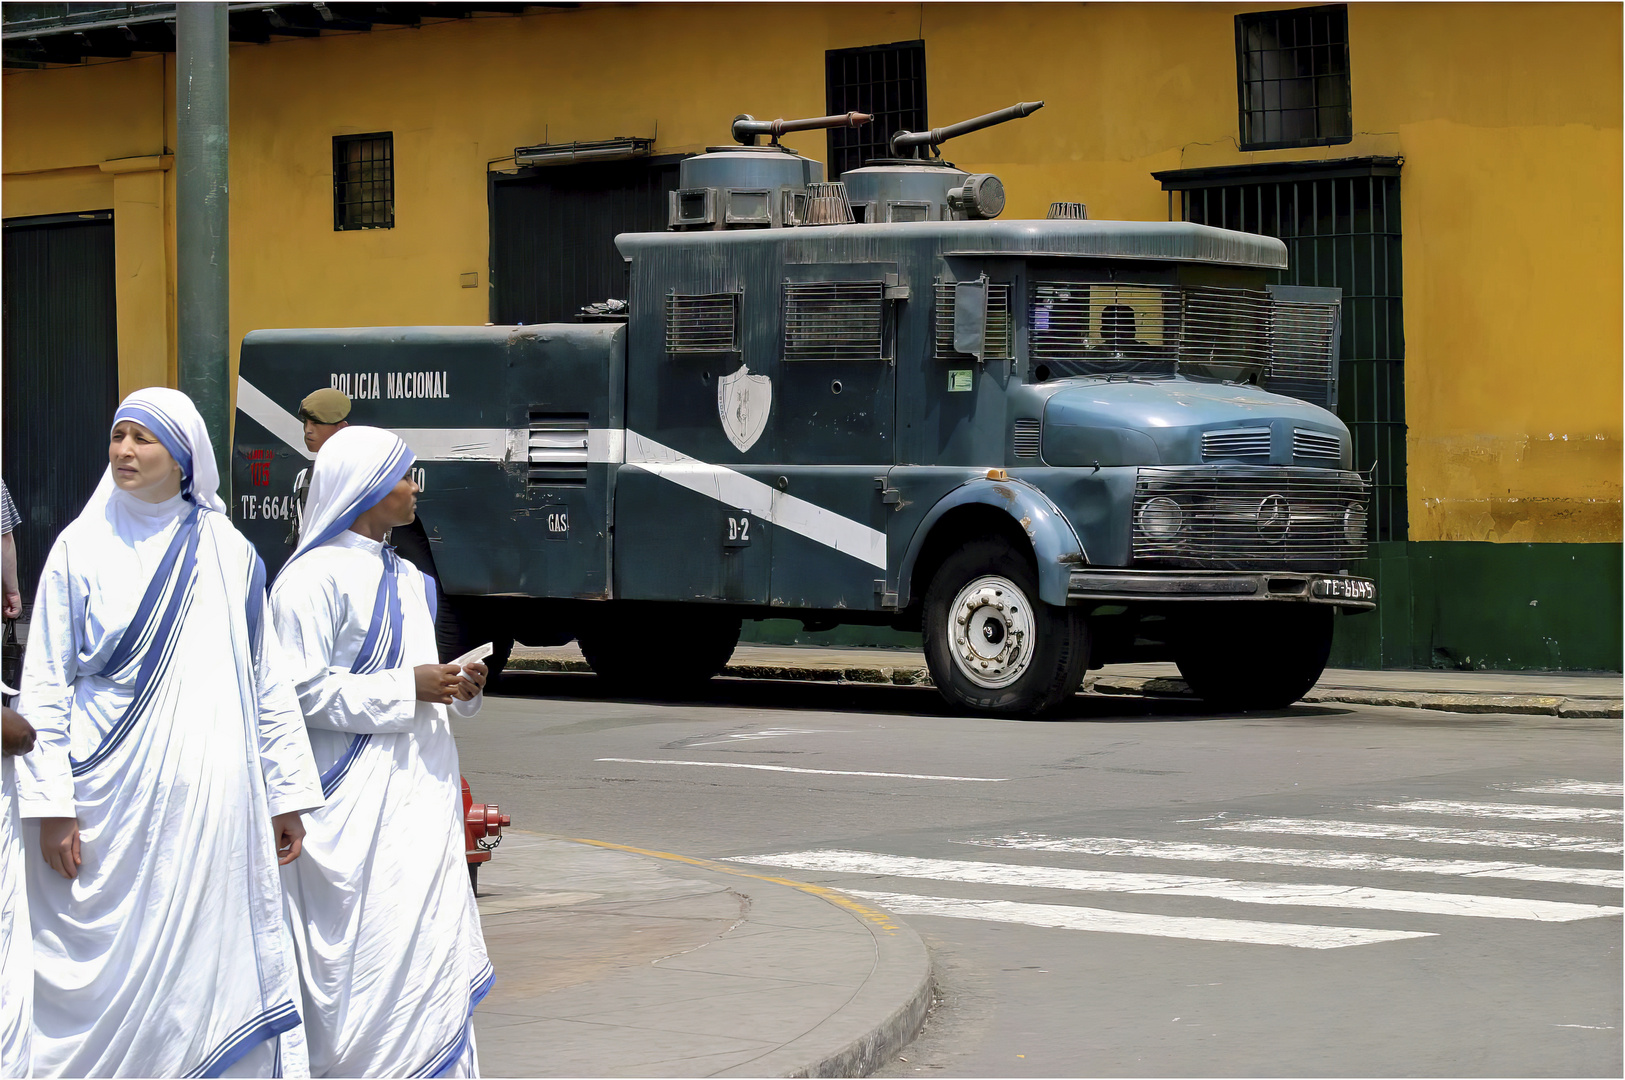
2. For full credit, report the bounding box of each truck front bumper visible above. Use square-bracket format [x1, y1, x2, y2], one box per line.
[1067, 569, 1376, 611]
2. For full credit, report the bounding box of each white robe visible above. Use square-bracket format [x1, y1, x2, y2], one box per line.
[15, 490, 323, 1078]
[271, 531, 490, 1079]
[2, 753, 30, 1079]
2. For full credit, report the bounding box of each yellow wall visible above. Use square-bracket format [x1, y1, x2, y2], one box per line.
[4, 2, 1619, 541]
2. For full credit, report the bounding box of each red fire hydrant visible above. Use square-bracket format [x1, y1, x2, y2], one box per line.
[462, 776, 510, 894]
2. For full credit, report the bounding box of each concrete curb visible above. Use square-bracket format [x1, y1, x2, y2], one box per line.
[504, 656, 1624, 719]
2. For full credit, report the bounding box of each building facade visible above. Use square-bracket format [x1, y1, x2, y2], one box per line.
[3, 1, 1619, 669]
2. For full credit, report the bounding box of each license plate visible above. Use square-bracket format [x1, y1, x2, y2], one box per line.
[1312, 576, 1376, 601]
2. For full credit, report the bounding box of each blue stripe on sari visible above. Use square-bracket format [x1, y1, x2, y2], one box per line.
[183, 1000, 301, 1078]
[72, 507, 204, 776]
[319, 546, 409, 797]
[114, 403, 196, 498]
[285, 442, 413, 569]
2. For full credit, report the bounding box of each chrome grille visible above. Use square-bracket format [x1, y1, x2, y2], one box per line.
[1293, 428, 1342, 461]
[935, 281, 1012, 360]
[1202, 427, 1272, 461]
[1013, 418, 1041, 458]
[665, 293, 738, 353]
[1132, 466, 1369, 567]
[1266, 301, 1339, 407]
[783, 281, 886, 361]
[527, 412, 588, 487]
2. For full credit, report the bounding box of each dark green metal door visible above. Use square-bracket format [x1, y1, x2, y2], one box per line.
[2, 211, 119, 604]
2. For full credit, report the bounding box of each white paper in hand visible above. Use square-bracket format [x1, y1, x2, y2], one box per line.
[450, 643, 494, 670]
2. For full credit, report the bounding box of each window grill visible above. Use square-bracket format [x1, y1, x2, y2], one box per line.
[1029, 283, 1180, 371]
[527, 412, 589, 486]
[1164, 165, 1406, 541]
[1235, 5, 1351, 151]
[333, 132, 394, 230]
[782, 281, 886, 361]
[1267, 299, 1339, 406]
[1180, 287, 1274, 380]
[665, 293, 740, 353]
[825, 40, 927, 177]
[934, 281, 1012, 360]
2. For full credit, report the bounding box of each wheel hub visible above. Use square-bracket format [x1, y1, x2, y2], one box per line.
[947, 575, 1034, 689]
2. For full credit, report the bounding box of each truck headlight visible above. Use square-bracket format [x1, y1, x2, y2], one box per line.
[1138, 496, 1184, 540]
[1344, 503, 1367, 542]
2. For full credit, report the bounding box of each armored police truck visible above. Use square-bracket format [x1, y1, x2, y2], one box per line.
[233, 104, 1375, 716]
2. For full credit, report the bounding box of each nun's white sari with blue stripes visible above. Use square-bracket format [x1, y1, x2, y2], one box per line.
[271, 427, 490, 1079]
[14, 388, 323, 1078]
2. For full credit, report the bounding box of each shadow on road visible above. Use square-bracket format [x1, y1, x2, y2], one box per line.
[493, 670, 1348, 724]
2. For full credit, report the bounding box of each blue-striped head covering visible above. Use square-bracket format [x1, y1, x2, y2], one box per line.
[110, 387, 226, 513]
[287, 425, 415, 566]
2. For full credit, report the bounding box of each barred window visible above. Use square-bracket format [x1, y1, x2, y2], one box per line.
[333, 132, 394, 230]
[825, 40, 927, 177]
[1236, 5, 1351, 151]
[665, 293, 740, 353]
[934, 281, 1011, 360]
[783, 281, 886, 361]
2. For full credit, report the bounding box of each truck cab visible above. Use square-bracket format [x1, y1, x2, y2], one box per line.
[235, 105, 1374, 716]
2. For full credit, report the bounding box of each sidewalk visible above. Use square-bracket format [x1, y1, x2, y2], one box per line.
[509, 643, 1623, 719]
[472, 832, 931, 1078]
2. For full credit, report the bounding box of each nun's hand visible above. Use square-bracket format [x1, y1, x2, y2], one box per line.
[40, 817, 80, 879]
[272, 811, 305, 865]
[2, 706, 34, 756]
[414, 664, 463, 704]
[454, 661, 488, 700]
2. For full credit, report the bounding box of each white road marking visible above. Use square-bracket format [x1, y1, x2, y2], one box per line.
[624, 431, 888, 569]
[1214, 819, 1623, 855]
[840, 889, 1434, 949]
[1513, 781, 1625, 798]
[1372, 800, 1623, 824]
[728, 850, 1623, 922]
[957, 834, 1624, 889]
[684, 728, 833, 747]
[596, 759, 1008, 782]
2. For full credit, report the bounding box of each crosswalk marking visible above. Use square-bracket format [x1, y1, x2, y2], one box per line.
[839, 889, 1434, 949]
[1513, 781, 1625, 798]
[1372, 800, 1623, 824]
[1213, 819, 1623, 854]
[955, 835, 1623, 889]
[727, 850, 1623, 922]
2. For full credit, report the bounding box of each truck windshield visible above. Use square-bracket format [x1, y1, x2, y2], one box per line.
[1027, 280, 1272, 385]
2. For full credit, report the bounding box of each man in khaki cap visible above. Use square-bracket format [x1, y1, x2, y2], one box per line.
[287, 388, 351, 547]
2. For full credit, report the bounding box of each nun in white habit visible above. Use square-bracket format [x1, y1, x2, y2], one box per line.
[14, 387, 323, 1078]
[270, 426, 492, 1079]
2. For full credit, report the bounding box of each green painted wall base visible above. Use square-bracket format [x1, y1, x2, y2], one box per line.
[1329, 540, 1623, 672]
[743, 541, 1623, 672]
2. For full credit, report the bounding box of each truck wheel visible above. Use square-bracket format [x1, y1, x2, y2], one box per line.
[923, 537, 1088, 716]
[1173, 604, 1333, 710]
[577, 607, 740, 695]
[438, 596, 513, 687]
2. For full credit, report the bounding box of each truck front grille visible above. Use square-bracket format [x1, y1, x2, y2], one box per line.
[1202, 427, 1271, 461]
[1292, 428, 1342, 461]
[1132, 465, 1369, 568]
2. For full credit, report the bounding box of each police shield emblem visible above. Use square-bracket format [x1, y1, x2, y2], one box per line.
[718, 364, 771, 452]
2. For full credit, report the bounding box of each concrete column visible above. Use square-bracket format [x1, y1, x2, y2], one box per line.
[175, 3, 230, 489]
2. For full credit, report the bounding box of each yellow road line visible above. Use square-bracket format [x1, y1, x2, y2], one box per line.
[566, 836, 903, 934]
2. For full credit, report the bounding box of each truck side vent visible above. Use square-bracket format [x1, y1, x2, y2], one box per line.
[934, 281, 1012, 360]
[665, 293, 740, 353]
[1267, 301, 1339, 408]
[783, 281, 886, 361]
[1293, 428, 1342, 461]
[1202, 427, 1272, 461]
[1013, 418, 1041, 458]
[527, 411, 589, 487]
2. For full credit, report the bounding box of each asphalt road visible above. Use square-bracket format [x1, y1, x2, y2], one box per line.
[455, 672, 1623, 1078]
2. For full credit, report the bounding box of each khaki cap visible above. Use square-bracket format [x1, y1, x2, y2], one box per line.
[299, 388, 352, 424]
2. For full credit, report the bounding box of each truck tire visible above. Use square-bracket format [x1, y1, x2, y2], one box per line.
[577, 607, 740, 695]
[438, 595, 513, 687]
[922, 537, 1088, 716]
[1173, 604, 1333, 710]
